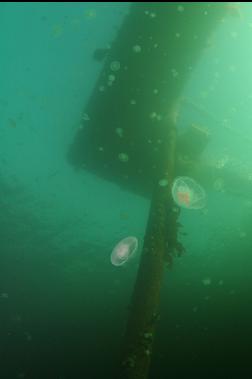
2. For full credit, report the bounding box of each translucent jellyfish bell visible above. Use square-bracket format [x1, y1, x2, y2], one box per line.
[171, 176, 206, 209]
[111, 237, 138, 266]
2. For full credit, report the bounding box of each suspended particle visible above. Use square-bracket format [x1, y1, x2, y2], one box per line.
[82, 113, 90, 121]
[177, 5, 184, 12]
[118, 153, 129, 162]
[133, 45, 142, 53]
[202, 277, 211, 286]
[110, 61, 121, 72]
[115, 128, 123, 137]
[159, 179, 169, 187]
[150, 12, 156, 18]
[108, 74, 115, 82]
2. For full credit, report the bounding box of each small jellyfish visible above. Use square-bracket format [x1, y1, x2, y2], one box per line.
[110, 237, 138, 266]
[171, 176, 206, 210]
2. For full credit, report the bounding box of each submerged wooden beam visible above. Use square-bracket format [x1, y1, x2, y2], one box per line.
[120, 122, 177, 378]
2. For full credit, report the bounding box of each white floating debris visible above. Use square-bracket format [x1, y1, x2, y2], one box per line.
[110, 61, 120, 72]
[153, 89, 159, 95]
[98, 146, 104, 152]
[133, 45, 142, 53]
[130, 99, 136, 105]
[202, 277, 211, 286]
[118, 153, 129, 162]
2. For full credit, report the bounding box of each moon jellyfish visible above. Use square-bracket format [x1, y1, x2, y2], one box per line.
[171, 176, 206, 209]
[111, 237, 138, 266]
